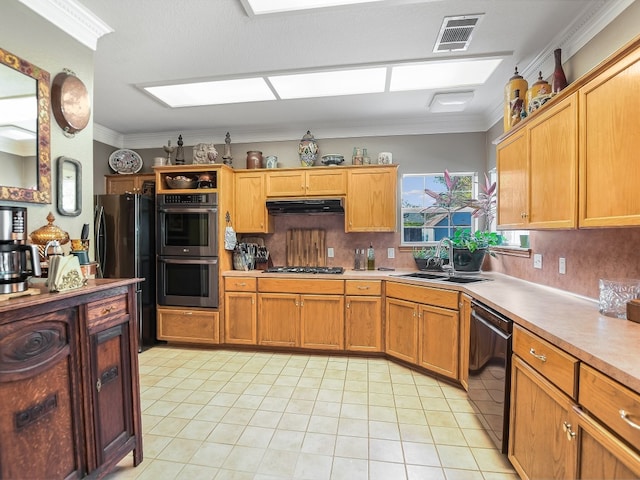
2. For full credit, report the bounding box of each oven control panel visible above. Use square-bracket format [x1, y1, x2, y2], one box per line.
[158, 193, 217, 206]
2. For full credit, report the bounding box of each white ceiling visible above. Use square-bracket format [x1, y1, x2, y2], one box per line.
[73, 0, 627, 148]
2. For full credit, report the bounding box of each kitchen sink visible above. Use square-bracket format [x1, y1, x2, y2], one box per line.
[396, 272, 490, 284]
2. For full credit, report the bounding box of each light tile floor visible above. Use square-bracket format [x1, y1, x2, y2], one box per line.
[107, 346, 518, 480]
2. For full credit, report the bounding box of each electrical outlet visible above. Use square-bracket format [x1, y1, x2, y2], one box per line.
[387, 247, 395, 259]
[533, 254, 543, 269]
[327, 247, 334, 258]
[559, 257, 566, 274]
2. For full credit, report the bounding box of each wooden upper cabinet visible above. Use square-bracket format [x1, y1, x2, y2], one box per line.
[497, 92, 578, 230]
[346, 165, 398, 232]
[527, 93, 578, 229]
[234, 171, 272, 233]
[266, 168, 346, 197]
[497, 130, 528, 229]
[105, 173, 155, 194]
[579, 46, 640, 227]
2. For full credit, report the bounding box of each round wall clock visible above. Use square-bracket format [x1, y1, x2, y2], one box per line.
[51, 69, 91, 136]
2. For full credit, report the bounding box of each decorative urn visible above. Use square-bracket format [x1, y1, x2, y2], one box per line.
[298, 130, 319, 167]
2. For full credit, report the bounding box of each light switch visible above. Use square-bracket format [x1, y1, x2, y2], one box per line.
[387, 248, 395, 259]
[533, 254, 543, 269]
[327, 247, 334, 258]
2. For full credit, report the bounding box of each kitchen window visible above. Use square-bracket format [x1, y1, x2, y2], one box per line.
[401, 171, 477, 246]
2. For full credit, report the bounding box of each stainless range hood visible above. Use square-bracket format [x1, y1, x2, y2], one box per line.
[266, 198, 344, 215]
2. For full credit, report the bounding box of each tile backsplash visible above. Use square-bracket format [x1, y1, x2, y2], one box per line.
[241, 214, 640, 301]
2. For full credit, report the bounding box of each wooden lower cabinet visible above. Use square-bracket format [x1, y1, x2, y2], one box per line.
[345, 295, 382, 352]
[0, 281, 142, 479]
[224, 292, 257, 344]
[345, 280, 382, 352]
[385, 297, 419, 363]
[572, 406, 640, 479]
[300, 294, 344, 350]
[459, 294, 471, 391]
[509, 355, 577, 479]
[417, 304, 459, 379]
[258, 293, 300, 347]
[0, 308, 85, 480]
[224, 277, 258, 345]
[157, 306, 220, 344]
[385, 282, 459, 380]
[257, 293, 344, 349]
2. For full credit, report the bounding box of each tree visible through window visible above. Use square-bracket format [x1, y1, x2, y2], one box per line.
[401, 172, 477, 245]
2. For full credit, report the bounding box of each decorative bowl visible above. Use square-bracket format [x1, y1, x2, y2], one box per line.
[166, 175, 197, 189]
[321, 154, 344, 166]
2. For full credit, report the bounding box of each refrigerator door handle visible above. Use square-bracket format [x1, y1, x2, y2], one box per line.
[94, 204, 106, 277]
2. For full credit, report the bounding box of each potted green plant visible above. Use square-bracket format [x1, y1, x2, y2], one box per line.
[450, 229, 504, 272]
[412, 246, 448, 271]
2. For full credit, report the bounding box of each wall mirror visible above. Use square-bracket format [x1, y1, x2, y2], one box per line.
[0, 47, 51, 203]
[57, 156, 82, 216]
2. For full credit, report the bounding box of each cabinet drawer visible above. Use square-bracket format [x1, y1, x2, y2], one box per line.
[513, 325, 578, 398]
[386, 281, 458, 310]
[345, 280, 381, 296]
[579, 364, 640, 450]
[225, 277, 257, 292]
[158, 308, 219, 344]
[259, 278, 344, 294]
[87, 294, 128, 328]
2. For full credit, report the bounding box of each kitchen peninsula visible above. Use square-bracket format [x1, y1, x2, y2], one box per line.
[0, 279, 143, 479]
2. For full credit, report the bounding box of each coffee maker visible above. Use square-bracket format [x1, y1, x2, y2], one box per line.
[0, 206, 41, 294]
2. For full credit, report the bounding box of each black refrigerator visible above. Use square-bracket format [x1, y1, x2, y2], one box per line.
[94, 192, 156, 351]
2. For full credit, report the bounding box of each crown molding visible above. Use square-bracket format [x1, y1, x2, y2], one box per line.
[93, 123, 124, 148]
[18, 0, 113, 50]
[487, 0, 632, 130]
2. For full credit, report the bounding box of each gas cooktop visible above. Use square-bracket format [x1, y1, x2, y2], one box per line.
[264, 266, 344, 274]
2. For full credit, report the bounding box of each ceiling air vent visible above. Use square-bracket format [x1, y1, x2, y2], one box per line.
[433, 14, 483, 53]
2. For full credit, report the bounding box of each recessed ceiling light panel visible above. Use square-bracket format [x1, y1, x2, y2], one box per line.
[243, 0, 383, 15]
[269, 68, 387, 99]
[390, 58, 502, 91]
[144, 78, 276, 107]
[428, 91, 474, 112]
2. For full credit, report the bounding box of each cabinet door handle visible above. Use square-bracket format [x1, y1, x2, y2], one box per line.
[619, 410, 640, 430]
[96, 379, 102, 393]
[529, 348, 547, 362]
[562, 421, 576, 440]
[295, 300, 299, 307]
[252, 298, 255, 305]
[101, 306, 114, 315]
[346, 302, 350, 309]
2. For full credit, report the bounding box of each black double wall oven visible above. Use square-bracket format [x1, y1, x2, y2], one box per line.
[157, 193, 219, 308]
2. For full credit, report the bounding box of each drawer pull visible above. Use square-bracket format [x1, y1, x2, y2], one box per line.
[236, 282, 247, 287]
[562, 421, 576, 441]
[619, 410, 640, 430]
[529, 348, 547, 362]
[357, 286, 370, 290]
[101, 306, 114, 315]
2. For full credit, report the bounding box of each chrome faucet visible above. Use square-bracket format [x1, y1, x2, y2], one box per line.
[437, 237, 456, 277]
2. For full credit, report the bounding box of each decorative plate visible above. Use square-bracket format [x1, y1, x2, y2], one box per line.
[109, 149, 143, 174]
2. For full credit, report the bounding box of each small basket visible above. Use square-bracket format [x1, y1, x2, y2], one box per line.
[166, 176, 197, 189]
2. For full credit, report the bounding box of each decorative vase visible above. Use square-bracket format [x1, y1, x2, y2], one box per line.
[552, 48, 568, 93]
[452, 248, 487, 272]
[526, 71, 552, 113]
[298, 130, 318, 167]
[246, 151, 263, 169]
[504, 67, 528, 132]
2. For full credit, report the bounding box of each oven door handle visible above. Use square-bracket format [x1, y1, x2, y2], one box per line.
[159, 257, 218, 265]
[159, 207, 218, 214]
[471, 310, 511, 341]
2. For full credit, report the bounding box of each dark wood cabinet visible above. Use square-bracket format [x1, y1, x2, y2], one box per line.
[0, 280, 142, 479]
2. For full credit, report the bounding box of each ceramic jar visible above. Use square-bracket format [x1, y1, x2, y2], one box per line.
[246, 151, 263, 169]
[504, 67, 528, 131]
[526, 71, 552, 113]
[298, 130, 318, 167]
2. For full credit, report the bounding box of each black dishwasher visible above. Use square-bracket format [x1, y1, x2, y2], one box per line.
[468, 300, 513, 454]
